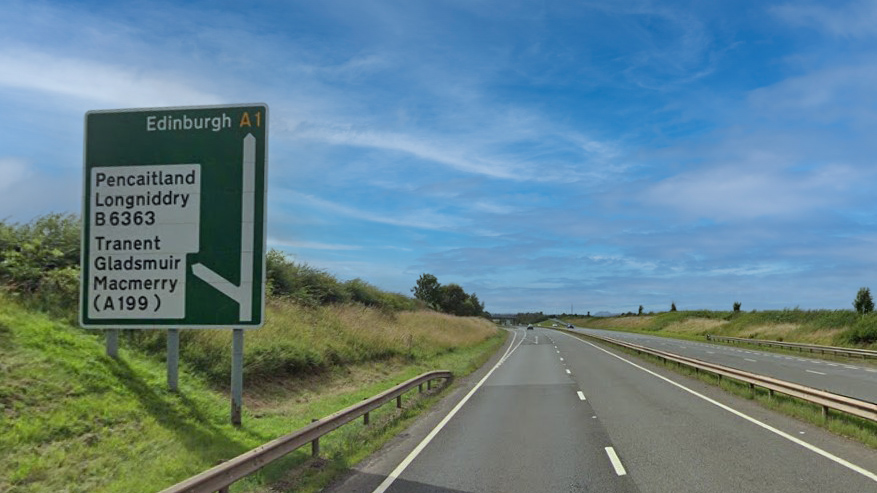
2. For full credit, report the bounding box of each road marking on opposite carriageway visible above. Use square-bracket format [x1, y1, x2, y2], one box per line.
[371, 329, 526, 493]
[561, 332, 877, 484]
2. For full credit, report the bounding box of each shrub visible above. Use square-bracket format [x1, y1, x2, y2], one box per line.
[844, 313, 877, 346]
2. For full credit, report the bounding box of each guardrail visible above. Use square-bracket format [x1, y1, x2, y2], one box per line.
[557, 328, 877, 424]
[706, 334, 877, 360]
[160, 370, 453, 493]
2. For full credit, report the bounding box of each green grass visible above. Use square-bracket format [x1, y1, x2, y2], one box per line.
[0, 297, 505, 492]
[562, 309, 877, 349]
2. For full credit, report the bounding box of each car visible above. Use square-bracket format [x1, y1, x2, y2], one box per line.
[567, 324, 573, 328]
[527, 324, 534, 330]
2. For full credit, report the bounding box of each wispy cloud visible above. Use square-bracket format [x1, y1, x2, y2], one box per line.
[0, 47, 222, 108]
[772, 1, 877, 38]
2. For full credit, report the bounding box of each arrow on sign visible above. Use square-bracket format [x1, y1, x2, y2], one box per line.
[192, 133, 256, 321]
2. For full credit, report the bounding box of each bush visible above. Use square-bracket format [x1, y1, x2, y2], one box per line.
[1, 213, 81, 313]
[844, 313, 877, 346]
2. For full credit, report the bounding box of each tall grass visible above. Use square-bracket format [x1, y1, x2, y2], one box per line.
[565, 309, 877, 348]
[122, 299, 498, 385]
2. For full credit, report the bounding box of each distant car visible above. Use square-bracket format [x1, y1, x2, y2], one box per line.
[567, 324, 574, 328]
[527, 324, 534, 330]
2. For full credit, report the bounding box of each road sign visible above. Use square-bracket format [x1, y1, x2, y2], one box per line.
[80, 104, 268, 328]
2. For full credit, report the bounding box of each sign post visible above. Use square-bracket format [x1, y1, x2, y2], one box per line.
[81, 104, 268, 422]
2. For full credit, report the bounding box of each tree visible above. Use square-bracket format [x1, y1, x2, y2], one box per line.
[670, 301, 677, 312]
[412, 273, 441, 307]
[733, 301, 742, 312]
[853, 287, 874, 315]
[638, 305, 643, 316]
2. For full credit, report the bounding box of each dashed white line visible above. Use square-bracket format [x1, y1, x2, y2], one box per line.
[560, 357, 565, 362]
[565, 369, 572, 374]
[806, 370, 826, 375]
[577, 391, 586, 401]
[745, 358, 757, 362]
[605, 447, 627, 476]
[562, 333, 877, 483]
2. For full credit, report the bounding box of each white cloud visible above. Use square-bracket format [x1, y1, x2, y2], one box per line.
[773, 1, 877, 38]
[0, 47, 222, 108]
[267, 237, 360, 251]
[0, 157, 30, 191]
[276, 190, 464, 231]
[643, 162, 858, 221]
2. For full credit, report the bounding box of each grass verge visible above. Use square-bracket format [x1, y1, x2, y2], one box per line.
[0, 296, 505, 493]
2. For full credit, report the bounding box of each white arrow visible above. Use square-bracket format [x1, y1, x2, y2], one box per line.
[192, 133, 256, 321]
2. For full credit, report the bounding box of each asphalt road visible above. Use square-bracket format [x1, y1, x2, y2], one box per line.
[567, 326, 877, 403]
[325, 326, 877, 492]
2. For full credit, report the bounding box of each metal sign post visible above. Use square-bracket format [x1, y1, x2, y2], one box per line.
[81, 104, 268, 423]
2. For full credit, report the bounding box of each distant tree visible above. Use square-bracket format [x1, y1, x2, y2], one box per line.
[853, 287, 874, 316]
[670, 302, 677, 312]
[412, 273, 442, 307]
[733, 301, 742, 313]
[638, 305, 643, 316]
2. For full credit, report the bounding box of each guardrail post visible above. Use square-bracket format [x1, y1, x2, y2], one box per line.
[396, 395, 402, 409]
[364, 411, 370, 425]
[311, 418, 320, 457]
[419, 383, 423, 393]
[428, 379, 432, 390]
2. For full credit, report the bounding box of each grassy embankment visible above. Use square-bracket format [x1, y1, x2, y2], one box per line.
[561, 309, 877, 349]
[0, 295, 504, 492]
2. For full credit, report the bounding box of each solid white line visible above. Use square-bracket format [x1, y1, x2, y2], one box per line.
[605, 447, 627, 476]
[577, 391, 586, 401]
[371, 330, 525, 493]
[806, 370, 827, 375]
[561, 333, 877, 483]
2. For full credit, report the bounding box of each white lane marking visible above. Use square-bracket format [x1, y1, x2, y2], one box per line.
[566, 369, 572, 374]
[561, 333, 877, 483]
[827, 363, 839, 367]
[371, 330, 525, 493]
[744, 358, 757, 362]
[706, 351, 716, 354]
[536, 336, 539, 344]
[806, 370, 827, 375]
[605, 447, 627, 476]
[560, 357, 565, 362]
[577, 391, 587, 401]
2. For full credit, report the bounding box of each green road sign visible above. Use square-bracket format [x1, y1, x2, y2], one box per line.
[80, 104, 268, 328]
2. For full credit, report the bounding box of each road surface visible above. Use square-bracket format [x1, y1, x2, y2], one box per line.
[325, 326, 877, 492]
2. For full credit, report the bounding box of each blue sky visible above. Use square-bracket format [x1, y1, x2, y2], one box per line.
[2, 0, 877, 314]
